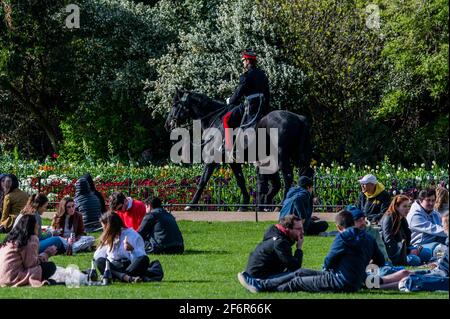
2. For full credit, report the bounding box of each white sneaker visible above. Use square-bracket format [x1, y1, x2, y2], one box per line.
[398, 278, 410, 292]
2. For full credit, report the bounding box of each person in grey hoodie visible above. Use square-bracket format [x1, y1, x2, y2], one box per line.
[407, 188, 447, 256]
[74, 177, 102, 232]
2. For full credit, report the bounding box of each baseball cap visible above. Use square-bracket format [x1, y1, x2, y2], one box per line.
[359, 174, 377, 185]
[346, 205, 365, 220]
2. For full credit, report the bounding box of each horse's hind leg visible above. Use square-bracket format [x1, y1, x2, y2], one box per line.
[280, 156, 294, 202]
[256, 170, 269, 209]
[188, 163, 218, 211]
[229, 163, 250, 211]
[266, 172, 281, 209]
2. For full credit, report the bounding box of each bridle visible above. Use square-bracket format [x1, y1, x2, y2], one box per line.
[170, 91, 229, 146]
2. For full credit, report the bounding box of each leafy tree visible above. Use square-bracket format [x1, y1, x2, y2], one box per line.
[375, 0, 449, 165]
[0, 0, 75, 156]
[146, 0, 307, 116]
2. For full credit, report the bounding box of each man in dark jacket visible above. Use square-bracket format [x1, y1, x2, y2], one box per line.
[223, 49, 270, 151]
[356, 174, 391, 224]
[74, 177, 102, 232]
[278, 176, 328, 235]
[238, 210, 385, 293]
[244, 215, 304, 279]
[138, 196, 184, 254]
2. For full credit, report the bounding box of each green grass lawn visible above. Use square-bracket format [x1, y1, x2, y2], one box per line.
[0, 220, 447, 299]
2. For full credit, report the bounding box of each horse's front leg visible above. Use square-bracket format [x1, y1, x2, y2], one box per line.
[229, 163, 250, 211]
[186, 163, 219, 211]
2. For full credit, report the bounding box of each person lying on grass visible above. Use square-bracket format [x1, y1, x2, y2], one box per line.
[0, 214, 57, 287]
[242, 214, 304, 280]
[94, 211, 150, 283]
[238, 210, 385, 293]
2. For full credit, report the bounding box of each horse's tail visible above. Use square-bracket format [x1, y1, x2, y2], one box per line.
[298, 116, 313, 177]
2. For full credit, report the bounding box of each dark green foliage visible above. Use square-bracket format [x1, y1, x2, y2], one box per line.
[0, 0, 448, 165]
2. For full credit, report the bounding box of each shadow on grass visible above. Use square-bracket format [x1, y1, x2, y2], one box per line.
[181, 249, 229, 255]
[164, 280, 217, 283]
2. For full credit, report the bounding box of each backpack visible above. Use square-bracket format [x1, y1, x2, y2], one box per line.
[145, 260, 164, 282]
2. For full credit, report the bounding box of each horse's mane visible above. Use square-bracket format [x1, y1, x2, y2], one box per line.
[187, 91, 227, 113]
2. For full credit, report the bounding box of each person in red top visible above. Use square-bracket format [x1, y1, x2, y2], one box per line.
[108, 192, 146, 231]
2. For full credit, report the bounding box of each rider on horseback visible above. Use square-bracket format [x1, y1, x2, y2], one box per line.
[223, 49, 271, 151]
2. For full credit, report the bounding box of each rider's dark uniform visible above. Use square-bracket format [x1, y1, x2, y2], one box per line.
[223, 51, 270, 150]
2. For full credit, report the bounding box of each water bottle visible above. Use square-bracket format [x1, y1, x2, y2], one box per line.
[66, 232, 75, 256]
[88, 259, 98, 283]
[102, 259, 112, 285]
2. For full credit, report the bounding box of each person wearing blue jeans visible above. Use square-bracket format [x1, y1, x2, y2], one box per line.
[13, 194, 65, 254]
[380, 195, 432, 266]
[238, 210, 385, 293]
[407, 189, 447, 258]
[38, 235, 65, 254]
[380, 211, 449, 292]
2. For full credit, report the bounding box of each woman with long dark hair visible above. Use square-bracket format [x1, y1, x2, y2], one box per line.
[0, 214, 57, 287]
[93, 212, 150, 283]
[51, 197, 95, 254]
[0, 174, 28, 233]
[14, 194, 65, 254]
[381, 195, 432, 265]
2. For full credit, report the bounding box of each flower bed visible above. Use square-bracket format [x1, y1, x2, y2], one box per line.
[1, 155, 448, 211]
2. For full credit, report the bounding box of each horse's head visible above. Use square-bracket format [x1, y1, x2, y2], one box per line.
[165, 89, 212, 131]
[165, 89, 193, 131]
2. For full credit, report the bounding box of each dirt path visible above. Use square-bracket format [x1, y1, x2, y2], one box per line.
[42, 211, 337, 222]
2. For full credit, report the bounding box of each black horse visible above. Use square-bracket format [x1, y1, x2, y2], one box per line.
[165, 89, 313, 210]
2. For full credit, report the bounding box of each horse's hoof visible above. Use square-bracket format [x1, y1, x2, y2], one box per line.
[184, 206, 192, 211]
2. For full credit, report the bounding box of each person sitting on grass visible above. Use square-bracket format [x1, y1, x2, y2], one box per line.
[74, 176, 102, 232]
[407, 188, 447, 257]
[435, 186, 449, 217]
[138, 196, 184, 254]
[356, 174, 391, 224]
[346, 205, 391, 264]
[51, 197, 96, 254]
[94, 211, 150, 283]
[374, 211, 449, 292]
[109, 192, 146, 231]
[380, 195, 432, 266]
[278, 176, 328, 235]
[81, 173, 107, 214]
[13, 194, 65, 254]
[0, 174, 29, 233]
[237, 210, 385, 293]
[242, 215, 304, 280]
[0, 214, 57, 287]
